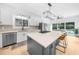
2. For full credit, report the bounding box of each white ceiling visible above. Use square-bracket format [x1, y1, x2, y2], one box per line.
[3, 3, 79, 17]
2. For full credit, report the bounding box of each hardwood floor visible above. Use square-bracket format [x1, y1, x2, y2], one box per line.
[56, 35, 79, 55]
[0, 41, 29, 55]
[0, 35, 79, 55]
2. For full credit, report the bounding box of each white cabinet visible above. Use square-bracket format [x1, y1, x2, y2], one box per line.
[0, 35, 2, 48]
[17, 32, 27, 43]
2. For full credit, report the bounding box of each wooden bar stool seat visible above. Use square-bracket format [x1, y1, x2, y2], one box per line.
[56, 33, 67, 53]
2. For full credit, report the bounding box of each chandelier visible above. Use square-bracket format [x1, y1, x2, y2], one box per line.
[43, 3, 63, 20]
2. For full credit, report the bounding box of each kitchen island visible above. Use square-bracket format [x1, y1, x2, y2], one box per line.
[27, 31, 64, 55]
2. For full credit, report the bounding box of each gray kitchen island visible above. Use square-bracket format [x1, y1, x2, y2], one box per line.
[27, 31, 64, 55]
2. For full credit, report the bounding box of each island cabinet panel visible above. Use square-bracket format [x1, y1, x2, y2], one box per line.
[27, 36, 42, 55]
[43, 41, 56, 55]
[27, 36, 56, 55]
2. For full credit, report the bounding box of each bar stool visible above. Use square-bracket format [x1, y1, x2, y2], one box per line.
[56, 33, 67, 53]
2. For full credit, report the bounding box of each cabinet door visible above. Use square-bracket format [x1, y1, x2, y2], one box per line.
[6, 33, 11, 45]
[13, 32, 17, 43]
[9, 32, 16, 45]
[27, 36, 42, 55]
[2, 33, 10, 46]
[51, 41, 56, 55]
[0, 35, 2, 48]
[17, 32, 27, 43]
[2, 33, 6, 46]
[2, 32, 17, 47]
[17, 32, 23, 43]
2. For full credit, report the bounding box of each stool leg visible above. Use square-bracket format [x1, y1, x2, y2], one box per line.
[64, 39, 67, 53]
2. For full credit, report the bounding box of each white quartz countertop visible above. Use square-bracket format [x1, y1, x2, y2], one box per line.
[0, 30, 18, 34]
[0, 30, 27, 34]
[27, 31, 64, 48]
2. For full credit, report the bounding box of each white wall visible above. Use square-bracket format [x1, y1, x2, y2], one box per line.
[0, 4, 16, 25]
[28, 15, 42, 26]
[1, 3, 79, 27]
[0, 4, 43, 26]
[7, 3, 79, 17]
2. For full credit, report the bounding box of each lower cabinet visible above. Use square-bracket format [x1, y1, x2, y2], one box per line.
[2, 32, 17, 47]
[27, 36, 42, 55]
[0, 32, 27, 48]
[17, 32, 27, 43]
[27, 36, 56, 55]
[0, 35, 2, 48]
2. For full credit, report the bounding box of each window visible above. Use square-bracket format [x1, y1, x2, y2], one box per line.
[15, 19, 28, 27]
[15, 19, 22, 26]
[75, 29, 78, 34]
[52, 24, 57, 30]
[66, 22, 75, 29]
[58, 23, 64, 29]
[23, 20, 28, 26]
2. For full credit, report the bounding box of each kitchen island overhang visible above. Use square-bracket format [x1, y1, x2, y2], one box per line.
[27, 31, 65, 55]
